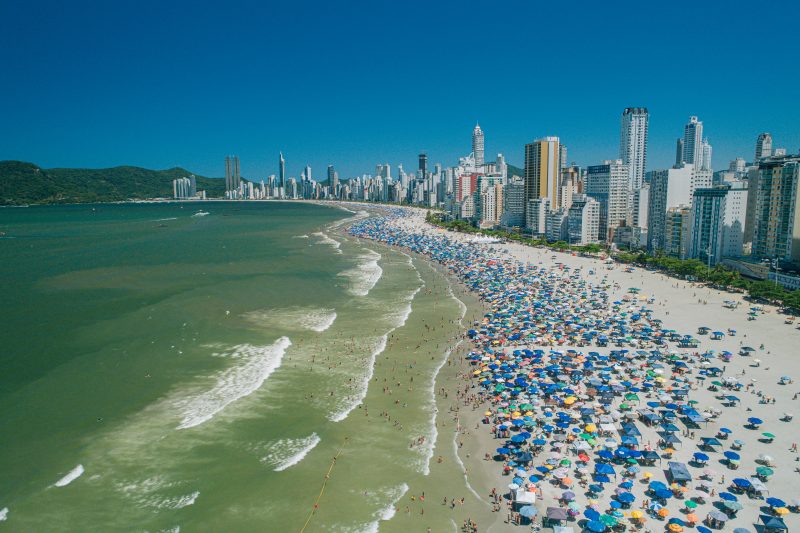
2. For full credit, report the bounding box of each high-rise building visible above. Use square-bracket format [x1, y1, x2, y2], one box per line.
[681, 116, 703, 166]
[472, 124, 484, 167]
[304, 165, 312, 182]
[225, 155, 241, 198]
[418, 153, 428, 180]
[675, 138, 684, 168]
[619, 107, 649, 190]
[755, 133, 773, 161]
[500, 176, 525, 229]
[751, 155, 800, 266]
[560, 166, 580, 210]
[585, 160, 630, 242]
[526, 197, 551, 236]
[524, 136, 561, 211]
[646, 164, 695, 252]
[664, 206, 691, 258]
[279, 152, 286, 193]
[567, 194, 600, 245]
[545, 208, 568, 242]
[699, 139, 713, 171]
[688, 188, 727, 265]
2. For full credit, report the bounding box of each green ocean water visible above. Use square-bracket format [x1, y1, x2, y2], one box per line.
[0, 202, 473, 532]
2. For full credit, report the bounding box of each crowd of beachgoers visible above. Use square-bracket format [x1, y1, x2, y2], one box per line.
[347, 206, 798, 533]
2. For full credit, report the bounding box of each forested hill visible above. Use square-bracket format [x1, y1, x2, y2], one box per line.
[0, 161, 227, 205]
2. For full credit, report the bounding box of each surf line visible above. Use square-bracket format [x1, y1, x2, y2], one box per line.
[298, 436, 349, 533]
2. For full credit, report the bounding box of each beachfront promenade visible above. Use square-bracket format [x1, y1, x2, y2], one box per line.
[347, 205, 799, 533]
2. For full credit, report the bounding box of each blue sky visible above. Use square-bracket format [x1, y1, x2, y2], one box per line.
[1, 0, 798, 179]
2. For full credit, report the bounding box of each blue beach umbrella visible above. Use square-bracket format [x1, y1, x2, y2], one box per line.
[586, 520, 607, 532]
[719, 492, 737, 502]
[766, 497, 786, 507]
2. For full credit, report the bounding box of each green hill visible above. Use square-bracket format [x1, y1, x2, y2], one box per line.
[0, 161, 228, 205]
[507, 163, 524, 178]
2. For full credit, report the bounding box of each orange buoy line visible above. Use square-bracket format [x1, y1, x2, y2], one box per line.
[299, 436, 348, 533]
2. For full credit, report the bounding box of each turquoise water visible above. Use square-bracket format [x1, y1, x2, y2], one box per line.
[0, 202, 470, 531]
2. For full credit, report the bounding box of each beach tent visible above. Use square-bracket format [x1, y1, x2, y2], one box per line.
[514, 490, 536, 505]
[668, 462, 692, 482]
[759, 515, 788, 532]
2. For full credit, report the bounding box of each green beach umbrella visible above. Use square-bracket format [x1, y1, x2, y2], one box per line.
[756, 466, 774, 477]
[685, 500, 698, 509]
[762, 432, 776, 439]
[600, 514, 617, 526]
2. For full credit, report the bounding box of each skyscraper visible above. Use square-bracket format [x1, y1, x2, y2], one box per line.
[304, 165, 312, 182]
[472, 123, 484, 167]
[619, 107, 649, 190]
[681, 116, 703, 165]
[524, 137, 561, 211]
[418, 153, 428, 180]
[751, 155, 800, 265]
[586, 160, 630, 242]
[755, 133, 773, 161]
[225, 155, 241, 198]
[225, 156, 232, 193]
[279, 152, 286, 192]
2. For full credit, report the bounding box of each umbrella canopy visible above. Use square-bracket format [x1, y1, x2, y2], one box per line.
[519, 505, 538, 518]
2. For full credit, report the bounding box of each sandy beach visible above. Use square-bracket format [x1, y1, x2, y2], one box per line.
[347, 204, 800, 533]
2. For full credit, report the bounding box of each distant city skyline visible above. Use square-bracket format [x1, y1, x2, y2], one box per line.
[2, 0, 799, 178]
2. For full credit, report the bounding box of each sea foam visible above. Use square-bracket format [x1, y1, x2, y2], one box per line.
[0, 507, 8, 521]
[338, 249, 383, 297]
[312, 232, 342, 253]
[359, 483, 410, 532]
[242, 307, 337, 333]
[175, 337, 291, 429]
[53, 464, 84, 487]
[261, 433, 321, 472]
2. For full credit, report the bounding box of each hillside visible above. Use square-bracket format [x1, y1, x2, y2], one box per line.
[507, 163, 524, 178]
[0, 161, 228, 205]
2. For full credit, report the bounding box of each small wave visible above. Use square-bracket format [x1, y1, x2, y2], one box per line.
[174, 337, 291, 429]
[191, 211, 209, 217]
[360, 483, 410, 532]
[338, 250, 382, 297]
[261, 433, 321, 472]
[53, 464, 84, 487]
[293, 234, 310, 239]
[0, 507, 7, 521]
[154, 217, 178, 222]
[161, 491, 199, 510]
[242, 307, 336, 333]
[328, 335, 387, 422]
[311, 231, 341, 251]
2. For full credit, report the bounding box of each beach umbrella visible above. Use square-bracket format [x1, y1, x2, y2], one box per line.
[696, 527, 712, 533]
[584, 509, 601, 520]
[724, 501, 743, 512]
[719, 492, 737, 502]
[617, 492, 635, 504]
[766, 497, 786, 507]
[708, 511, 727, 522]
[732, 529, 750, 533]
[747, 417, 763, 425]
[685, 513, 698, 524]
[519, 505, 537, 518]
[685, 500, 698, 509]
[774, 507, 789, 515]
[586, 520, 606, 532]
[657, 507, 669, 517]
[600, 514, 617, 527]
[756, 466, 774, 477]
[723, 451, 740, 461]
[762, 432, 776, 439]
[693, 452, 709, 462]
[732, 478, 751, 488]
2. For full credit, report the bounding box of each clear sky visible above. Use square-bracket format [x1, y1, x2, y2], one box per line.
[2, 0, 798, 180]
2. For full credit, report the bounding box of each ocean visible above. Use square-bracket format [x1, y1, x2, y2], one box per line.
[0, 202, 475, 532]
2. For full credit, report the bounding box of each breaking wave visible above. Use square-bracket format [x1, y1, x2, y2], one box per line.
[53, 464, 84, 487]
[261, 433, 321, 472]
[338, 250, 382, 297]
[174, 337, 291, 429]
